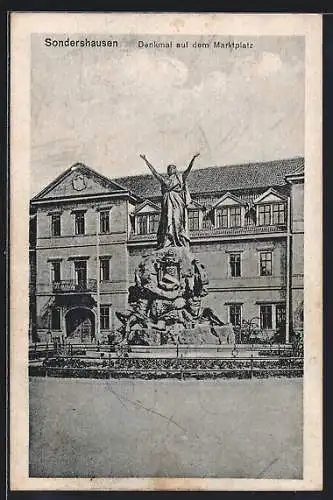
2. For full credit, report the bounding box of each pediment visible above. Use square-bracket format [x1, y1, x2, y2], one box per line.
[187, 200, 204, 210]
[254, 188, 286, 204]
[133, 200, 161, 214]
[213, 192, 244, 208]
[32, 163, 128, 201]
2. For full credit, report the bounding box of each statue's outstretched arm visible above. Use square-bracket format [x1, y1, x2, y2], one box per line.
[139, 154, 165, 184]
[183, 153, 200, 181]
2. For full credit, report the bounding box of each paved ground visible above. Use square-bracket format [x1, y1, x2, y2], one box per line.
[29, 377, 303, 479]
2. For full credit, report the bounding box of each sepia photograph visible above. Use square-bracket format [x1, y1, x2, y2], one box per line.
[10, 13, 322, 491]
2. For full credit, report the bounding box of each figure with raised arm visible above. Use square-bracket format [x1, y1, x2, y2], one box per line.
[139, 153, 200, 249]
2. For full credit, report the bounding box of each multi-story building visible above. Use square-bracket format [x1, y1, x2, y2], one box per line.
[29, 157, 304, 344]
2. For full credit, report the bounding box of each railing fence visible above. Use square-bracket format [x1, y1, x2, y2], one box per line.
[29, 340, 303, 379]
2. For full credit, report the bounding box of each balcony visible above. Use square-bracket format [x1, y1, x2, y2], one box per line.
[52, 279, 97, 294]
[128, 224, 287, 243]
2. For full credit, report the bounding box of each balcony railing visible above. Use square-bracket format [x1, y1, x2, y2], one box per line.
[190, 224, 287, 238]
[53, 279, 97, 293]
[129, 224, 287, 242]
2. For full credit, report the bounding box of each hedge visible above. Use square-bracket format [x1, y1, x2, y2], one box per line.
[29, 355, 303, 379]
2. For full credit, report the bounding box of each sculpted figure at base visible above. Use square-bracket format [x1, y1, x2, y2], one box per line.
[115, 246, 226, 345]
[139, 153, 200, 249]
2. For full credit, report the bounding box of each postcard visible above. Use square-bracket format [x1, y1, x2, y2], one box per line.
[10, 12, 322, 491]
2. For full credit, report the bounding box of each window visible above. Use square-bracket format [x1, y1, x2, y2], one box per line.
[258, 205, 271, 226]
[202, 213, 213, 230]
[216, 208, 228, 228]
[136, 213, 160, 234]
[50, 261, 61, 283]
[229, 304, 242, 327]
[188, 210, 200, 231]
[260, 305, 273, 329]
[216, 206, 242, 228]
[229, 207, 241, 228]
[74, 260, 87, 287]
[100, 258, 110, 281]
[51, 308, 61, 330]
[137, 214, 148, 234]
[260, 251, 272, 276]
[276, 304, 286, 329]
[74, 211, 85, 235]
[229, 253, 241, 277]
[100, 306, 110, 330]
[51, 214, 61, 236]
[257, 202, 286, 226]
[272, 203, 285, 225]
[100, 210, 110, 234]
[149, 213, 159, 233]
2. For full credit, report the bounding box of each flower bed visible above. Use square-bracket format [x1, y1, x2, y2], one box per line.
[29, 355, 303, 379]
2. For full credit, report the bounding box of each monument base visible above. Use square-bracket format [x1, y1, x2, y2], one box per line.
[126, 324, 235, 346]
[178, 326, 219, 345]
[115, 245, 231, 346]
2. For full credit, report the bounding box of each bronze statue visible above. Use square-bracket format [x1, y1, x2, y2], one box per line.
[139, 153, 200, 249]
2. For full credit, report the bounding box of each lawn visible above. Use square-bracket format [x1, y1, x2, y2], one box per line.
[29, 377, 302, 479]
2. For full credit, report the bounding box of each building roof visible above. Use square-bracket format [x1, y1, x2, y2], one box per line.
[288, 164, 304, 176]
[114, 157, 304, 199]
[285, 162, 305, 180]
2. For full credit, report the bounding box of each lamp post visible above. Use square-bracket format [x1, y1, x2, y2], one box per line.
[285, 196, 291, 344]
[96, 209, 101, 342]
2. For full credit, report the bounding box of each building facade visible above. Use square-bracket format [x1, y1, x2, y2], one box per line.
[29, 157, 304, 344]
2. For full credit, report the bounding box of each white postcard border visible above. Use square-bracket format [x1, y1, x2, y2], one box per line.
[10, 12, 322, 491]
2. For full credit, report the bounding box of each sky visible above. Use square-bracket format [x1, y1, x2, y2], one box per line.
[31, 35, 304, 196]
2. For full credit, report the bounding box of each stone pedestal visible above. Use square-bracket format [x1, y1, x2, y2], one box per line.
[116, 245, 229, 346]
[131, 328, 161, 346]
[178, 326, 219, 345]
[211, 325, 236, 345]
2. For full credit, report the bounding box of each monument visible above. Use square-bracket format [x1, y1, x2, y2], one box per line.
[115, 153, 231, 345]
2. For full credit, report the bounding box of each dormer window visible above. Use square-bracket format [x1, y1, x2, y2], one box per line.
[137, 214, 148, 234]
[258, 204, 271, 226]
[136, 213, 159, 235]
[132, 200, 161, 236]
[188, 210, 200, 231]
[229, 206, 241, 228]
[186, 201, 204, 231]
[254, 189, 287, 226]
[215, 206, 242, 229]
[213, 193, 245, 229]
[149, 213, 160, 233]
[216, 208, 228, 229]
[272, 203, 285, 225]
[257, 203, 285, 226]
